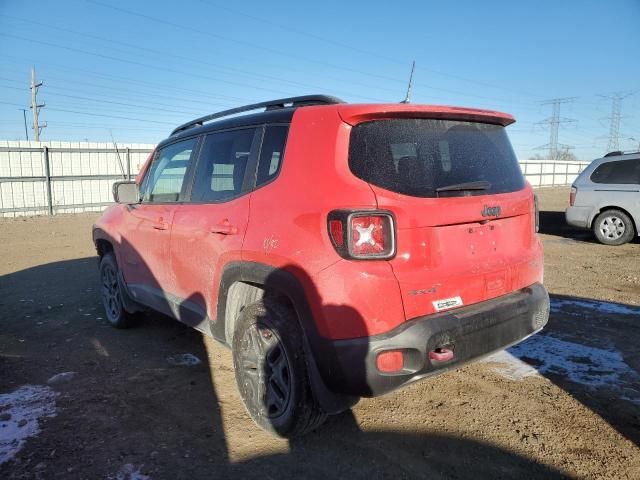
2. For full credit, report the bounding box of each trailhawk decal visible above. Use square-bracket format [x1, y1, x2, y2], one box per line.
[432, 296, 463, 312]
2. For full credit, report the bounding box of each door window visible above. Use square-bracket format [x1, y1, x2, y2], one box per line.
[256, 125, 289, 187]
[590, 159, 640, 184]
[143, 138, 198, 202]
[191, 128, 257, 202]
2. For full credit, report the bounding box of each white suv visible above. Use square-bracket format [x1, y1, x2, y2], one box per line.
[566, 151, 640, 245]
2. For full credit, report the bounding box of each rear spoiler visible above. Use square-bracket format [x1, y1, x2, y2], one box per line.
[337, 104, 515, 127]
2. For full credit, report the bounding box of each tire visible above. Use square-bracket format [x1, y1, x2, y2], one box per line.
[232, 299, 328, 437]
[593, 209, 635, 246]
[99, 252, 138, 328]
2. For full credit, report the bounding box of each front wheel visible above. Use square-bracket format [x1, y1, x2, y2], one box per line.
[232, 299, 327, 437]
[593, 209, 635, 245]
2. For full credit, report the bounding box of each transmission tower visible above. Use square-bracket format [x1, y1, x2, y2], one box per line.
[30, 66, 46, 141]
[536, 97, 577, 160]
[600, 92, 633, 152]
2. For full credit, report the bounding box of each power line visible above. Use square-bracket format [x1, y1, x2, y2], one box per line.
[0, 33, 306, 98]
[0, 12, 542, 110]
[83, 2, 541, 105]
[0, 14, 398, 100]
[535, 97, 577, 160]
[194, 0, 543, 99]
[0, 62, 249, 105]
[0, 83, 202, 116]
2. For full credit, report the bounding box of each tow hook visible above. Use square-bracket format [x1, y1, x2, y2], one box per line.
[429, 347, 454, 363]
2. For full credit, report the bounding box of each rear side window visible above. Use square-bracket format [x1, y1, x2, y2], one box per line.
[191, 128, 258, 202]
[143, 138, 197, 203]
[348, 119, 524, 197]
[590, 159, 640, 184]
[256, 125, 288, 187]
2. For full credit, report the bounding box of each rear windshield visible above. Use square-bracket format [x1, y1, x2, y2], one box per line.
[348, 119, 524, 197]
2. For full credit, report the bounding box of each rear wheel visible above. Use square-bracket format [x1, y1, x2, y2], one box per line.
[232, 299, 327, 437]
[593, 209, 635, 246]
[99, 253, 138, 328]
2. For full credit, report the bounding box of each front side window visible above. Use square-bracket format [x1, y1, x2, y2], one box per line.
[191, 128, 257, 202]
[143, 138, 197, 203]
[591, 159, 640, 185]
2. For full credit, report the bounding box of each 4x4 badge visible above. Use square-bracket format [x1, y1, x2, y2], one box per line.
[481, 205, 501, 217]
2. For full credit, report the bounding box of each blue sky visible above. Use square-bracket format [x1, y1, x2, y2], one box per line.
[0, 0, 638, 160]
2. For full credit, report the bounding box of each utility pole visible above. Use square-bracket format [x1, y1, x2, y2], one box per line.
[536, 97, 577, 160]
[401, 60, 415, 104]
[600, 92, 633, 152]
[30, 66, 46, 141]
[20, 109, 29, 140]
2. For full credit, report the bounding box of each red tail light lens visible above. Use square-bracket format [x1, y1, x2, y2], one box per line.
[328, 210, 396, 260]
[349, 215, 393, 258]
[569, 186, 577, 206]
[329, 219, 344, 247]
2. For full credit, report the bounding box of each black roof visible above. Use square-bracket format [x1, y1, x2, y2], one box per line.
[162, 107, 297, 147]
[160, 95, 344, 148]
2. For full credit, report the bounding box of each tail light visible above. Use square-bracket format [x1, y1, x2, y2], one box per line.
[569, 186, 577, 206]
[328, 210, 396, 259]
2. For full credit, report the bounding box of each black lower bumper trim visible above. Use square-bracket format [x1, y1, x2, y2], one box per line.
[316, 283, 549, 397]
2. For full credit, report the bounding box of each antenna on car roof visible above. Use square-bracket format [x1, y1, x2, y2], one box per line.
[109, 129, 127, 179]
[400, 60, 416, 104]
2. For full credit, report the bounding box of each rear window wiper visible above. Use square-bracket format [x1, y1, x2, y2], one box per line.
[435, 180, 491, 193]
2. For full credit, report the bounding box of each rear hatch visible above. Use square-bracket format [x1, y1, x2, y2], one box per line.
[345, 114, 539, 320]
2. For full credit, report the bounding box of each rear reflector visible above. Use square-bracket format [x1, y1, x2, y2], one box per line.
[329, 220, 344, 247]
[376, 350, 404, 373]
[570, 186, 577, 207]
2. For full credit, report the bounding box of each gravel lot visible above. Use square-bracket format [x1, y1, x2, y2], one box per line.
[1, 186, 639, 479]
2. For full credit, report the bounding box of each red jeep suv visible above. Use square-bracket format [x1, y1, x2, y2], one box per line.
[93, 95, 549, 437]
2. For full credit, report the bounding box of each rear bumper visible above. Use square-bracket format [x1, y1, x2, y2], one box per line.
[565, 206, 592, 229]
[317, 283, 549, 397]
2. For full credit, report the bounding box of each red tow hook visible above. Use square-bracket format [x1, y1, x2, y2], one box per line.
[429, 347, 454, 363]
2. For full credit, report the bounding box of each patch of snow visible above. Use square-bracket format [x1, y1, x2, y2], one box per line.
[0, 385, 57, 465]
[483, 350, 539, 381]
[47, 372, 77, 385]
[484, 334, 640, 403]
[551, 298, 640, 316]
[166, 353, 201, 366]
[113, 463, 150, 480]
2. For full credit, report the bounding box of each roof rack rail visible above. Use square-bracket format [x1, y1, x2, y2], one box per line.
[604, 150, 640, 157]
[170, 94, 345, 136]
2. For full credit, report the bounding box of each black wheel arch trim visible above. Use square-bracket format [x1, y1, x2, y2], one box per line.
[214, 261, 358, 414]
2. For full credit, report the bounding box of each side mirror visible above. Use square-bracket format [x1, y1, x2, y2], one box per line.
[113, 181, 140, 204]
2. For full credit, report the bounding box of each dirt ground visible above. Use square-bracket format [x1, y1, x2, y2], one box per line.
[0, 186, 639, 479]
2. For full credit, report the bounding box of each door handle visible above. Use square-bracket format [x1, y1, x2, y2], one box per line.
[211, 220, 238, 235]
